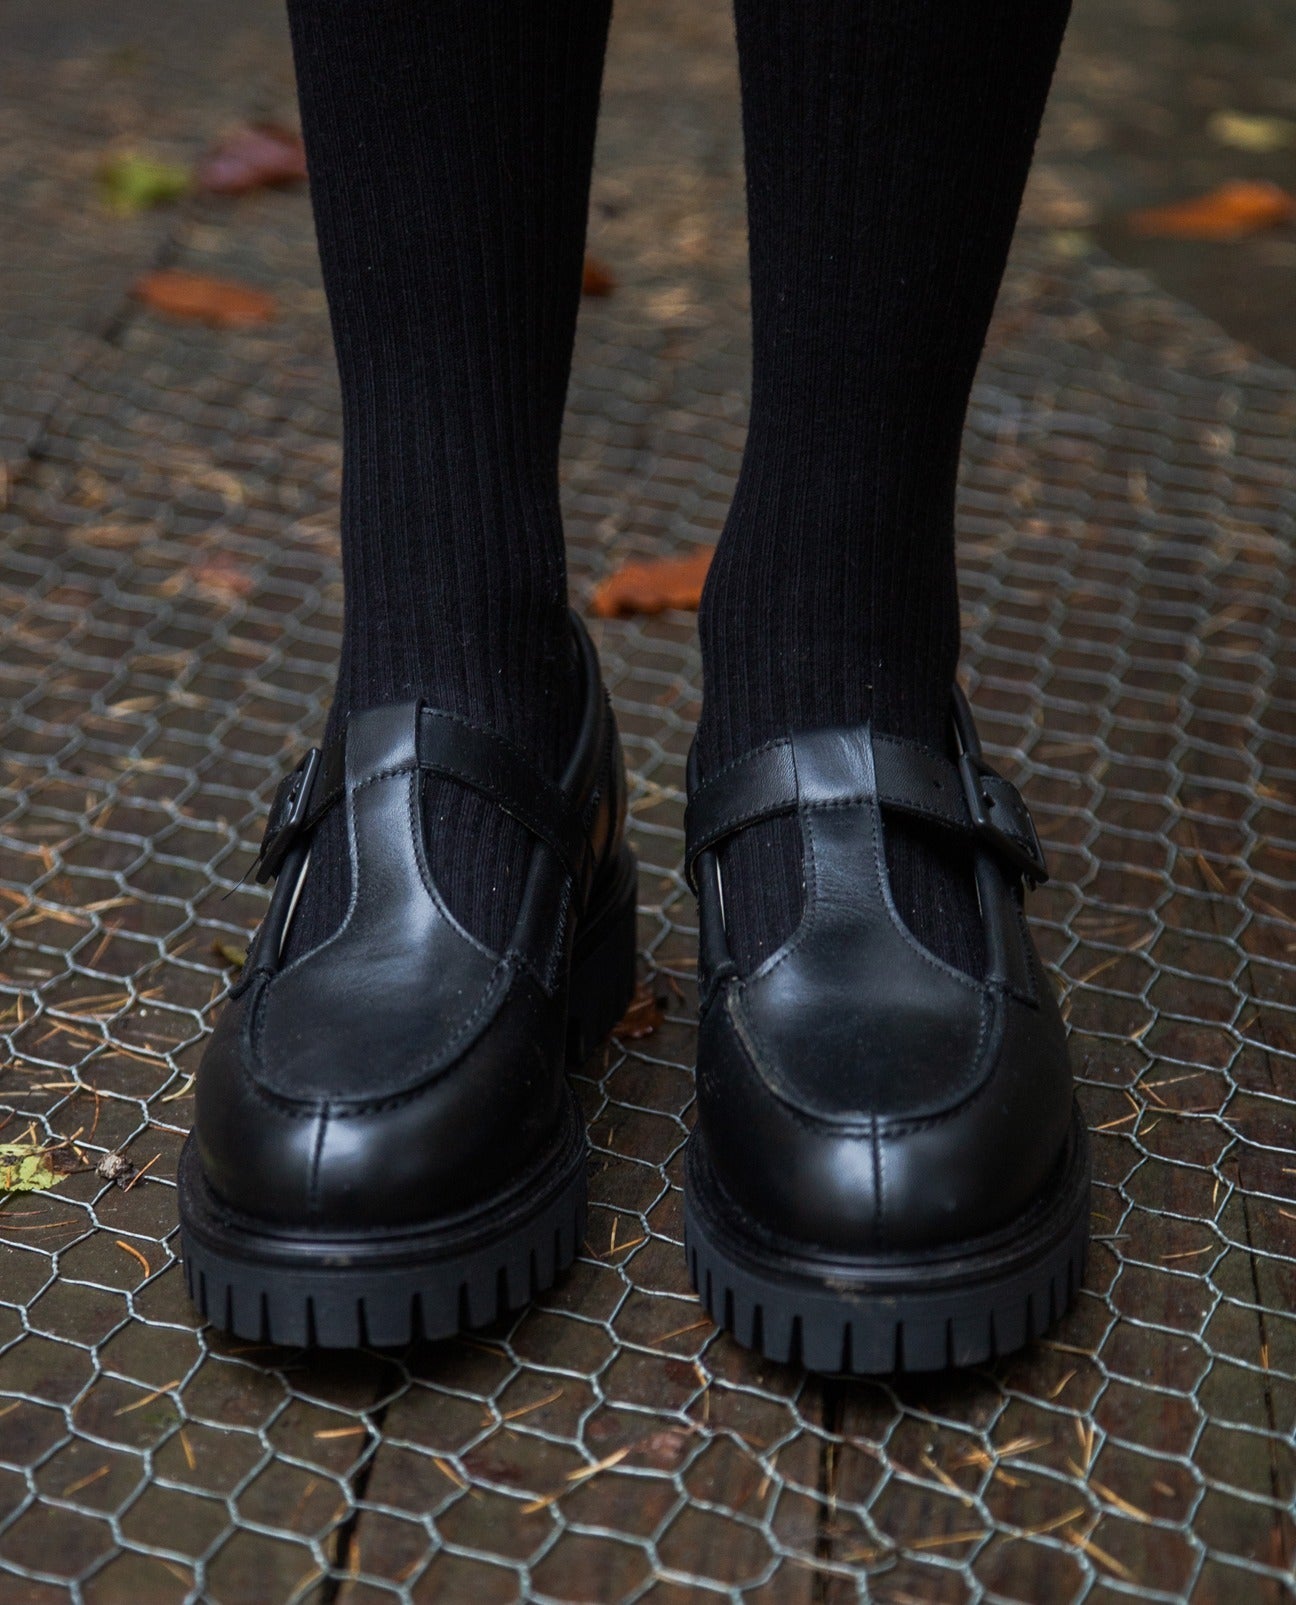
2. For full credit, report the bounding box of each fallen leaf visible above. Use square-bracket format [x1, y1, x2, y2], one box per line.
[213, 941, 248, 970]
[197, 123, 308, 194]
[590, 546, 713, 618]
[99, 153, 190, 215]
[1207, 112, 1296, 154]
[73, 522, 151, 549]
[1128, 180, 1296, 240]
[631, 1428, 695, 1468]
[614, 980, 664, 1040]
[1047, 230, 1095, 259]
[96, 1152, 134, 1187]
[188, 554, 256, 600]
[582, 255, 617, 297]
[131, 270, 276, 328]
[0, 1144, 75, 1195]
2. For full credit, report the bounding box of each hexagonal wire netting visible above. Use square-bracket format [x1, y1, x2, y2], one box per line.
[1, 1, 1295, 1601]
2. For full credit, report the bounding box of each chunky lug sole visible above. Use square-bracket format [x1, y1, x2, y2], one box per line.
[179, 851, 637, 1348]
[685, 1102, 1090, 1374]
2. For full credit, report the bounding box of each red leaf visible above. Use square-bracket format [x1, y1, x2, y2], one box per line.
[1127, 180, 1296, 240]
[131, 271, 276, 329]
[582, 255, 617, 297]
[630, 1428, 694, 1468]
[197, 123, 308, 195]
[590, 547, 713, 619]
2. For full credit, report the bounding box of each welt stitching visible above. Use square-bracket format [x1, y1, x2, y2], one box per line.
[298, 780, 344, 832]
[409, 768, 496, 961]
[424, 705, 565, 772]
[734, 790, 989, 1119]
[251, 762, 497, 1079]
[688, 796, 799, 863]
[308, 1107, 328, 1213]
[405, 766, 448, 914]
[269, 767, 369, 982]
[728, 764, 822, 1081]
[869, 796, 985, 997]
[689, 736, 790, 800]
[691, 788, 899, 865]
[425, 758, 565, 837]
[741, 804, 821, 990]
[426, 760, 576, 871]
[355, 761, 418, 789]
[422, 710, 574, 812]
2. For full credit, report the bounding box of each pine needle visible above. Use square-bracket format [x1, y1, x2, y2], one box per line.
[906, 1528, 988, 1552]
[651, 1317, 712, 1346]
[115, 1239, 151, 1279]
[1068, 1527, 1137, 1582]
[1017, 1506, 1087, 1538]
[61, 1463, 110, 1497]
[433, 1456, 466, 1490]
[1088, 1477, 1154, 1523]
[501, 1387, 564, 1422]
[122, 1152, 162, 1193]
[113, 1379, 180, 1417]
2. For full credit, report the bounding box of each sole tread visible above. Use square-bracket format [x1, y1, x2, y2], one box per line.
[179, 1119, 588, 1349]
[684, 1106, 1091, 1376]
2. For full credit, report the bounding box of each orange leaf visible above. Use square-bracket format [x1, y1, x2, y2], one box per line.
[614, 981, 663, 1041]
[131, 271, 276, 328]
[162, 552, 256, 601]
[190, 554, 255, 600]
[1128, 180, 1296, 240]
[582, 255, 617, 297]
[197, 123, 308, 195]
[590, 547, 713, 619]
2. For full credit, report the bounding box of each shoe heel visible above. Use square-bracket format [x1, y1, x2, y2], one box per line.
[566, 848, 638, 1065]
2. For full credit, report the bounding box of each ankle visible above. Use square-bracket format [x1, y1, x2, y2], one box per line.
[328, 590, 580, 777]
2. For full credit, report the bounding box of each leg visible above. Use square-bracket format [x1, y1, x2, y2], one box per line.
[699, 0, 1071, 976]
[180, 0, 635, 1346]
[684, 0, 1087, 1373]
[285, 0, 612, 956]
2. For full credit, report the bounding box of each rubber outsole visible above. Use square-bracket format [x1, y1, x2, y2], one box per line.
[179, 1110, 588, 1347]
[179, 849, 638, 1349]
[684, 1103, 1091, 1374]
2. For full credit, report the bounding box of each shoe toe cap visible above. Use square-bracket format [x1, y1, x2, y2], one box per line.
[695, 981, 1074, 1256]
[193, 969, 567, 1231]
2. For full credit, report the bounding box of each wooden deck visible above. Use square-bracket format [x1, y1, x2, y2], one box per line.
[1, 0, 1294, 1598]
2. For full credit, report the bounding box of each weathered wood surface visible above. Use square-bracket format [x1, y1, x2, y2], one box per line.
[1, 0, 1295, 1599]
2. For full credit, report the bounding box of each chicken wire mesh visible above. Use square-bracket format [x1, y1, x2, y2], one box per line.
[1, 1, 1295, 1601]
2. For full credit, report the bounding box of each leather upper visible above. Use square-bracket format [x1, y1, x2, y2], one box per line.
[686, 693, 1073, 1255]
[195, 613, 626, 1230]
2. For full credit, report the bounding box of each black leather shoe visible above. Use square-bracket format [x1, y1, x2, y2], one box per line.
[178, 614, 636, 1347]
[682, 691, 1089, 1373]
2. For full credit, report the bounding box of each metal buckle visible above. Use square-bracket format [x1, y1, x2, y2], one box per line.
[958, 751, 1049, 886]
[255, 747, 321, 884]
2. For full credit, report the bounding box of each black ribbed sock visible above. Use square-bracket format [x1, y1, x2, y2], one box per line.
[698, 0, 1070, 976]
[280, 0, 611, 959]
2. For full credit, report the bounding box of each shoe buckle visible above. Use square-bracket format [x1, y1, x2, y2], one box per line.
[256, 747, 321, 884]
[958, 751, 1049, 887]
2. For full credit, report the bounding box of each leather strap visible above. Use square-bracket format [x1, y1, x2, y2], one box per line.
[684, 717, 1047, 892]
[257, 709, 586, 884]
[415, 710, 586, 880]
